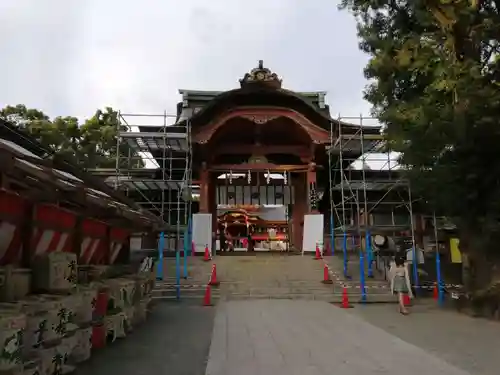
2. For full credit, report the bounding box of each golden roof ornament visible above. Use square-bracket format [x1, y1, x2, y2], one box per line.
[239, 60, 282, 89]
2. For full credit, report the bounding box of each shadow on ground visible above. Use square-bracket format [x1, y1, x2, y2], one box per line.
[76, 301, 216, 375]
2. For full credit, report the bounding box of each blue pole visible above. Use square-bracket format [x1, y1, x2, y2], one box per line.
[342, 232, 348, 278]
[330, 213, 334, 256]
[183, 229, 189, 279]
[175, 249, 181, 300]
[436, 245, 444, 305]
[411, 245, 419, 295]
[366, 231, 373, 278]
[156, 232, 164, 280]
[359, 240, 367, 303]
[188, 217, 193, 256]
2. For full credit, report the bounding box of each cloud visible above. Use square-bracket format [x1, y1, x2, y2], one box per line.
[0, 0, 372, 121]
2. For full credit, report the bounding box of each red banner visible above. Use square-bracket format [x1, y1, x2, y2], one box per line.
[0, 190, 26, 265]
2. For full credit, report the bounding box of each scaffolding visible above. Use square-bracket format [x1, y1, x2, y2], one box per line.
[327, 115, 417, 283]
[110, 112, 193, 252]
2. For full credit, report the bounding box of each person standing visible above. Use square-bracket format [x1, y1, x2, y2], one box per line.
[390, 255, 413, 314]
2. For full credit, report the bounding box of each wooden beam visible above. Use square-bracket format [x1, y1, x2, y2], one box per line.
[212, 144, 310, 157]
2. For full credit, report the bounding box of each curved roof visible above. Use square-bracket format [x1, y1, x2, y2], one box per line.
[178, 61, 381, 135]
[185, 86, 333, 130]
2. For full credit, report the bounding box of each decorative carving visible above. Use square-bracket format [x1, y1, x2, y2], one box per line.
[241, 114, 279, 124]
[193, 107, 330, 144]
[309, 182, 319, 211]
[239, 60, 282, 89]
[248, 154, 268, 164]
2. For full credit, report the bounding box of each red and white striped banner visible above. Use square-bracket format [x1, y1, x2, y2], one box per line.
[32, 204, 76, 257]
[80, 219, 107, 264]
[0, 190, 26, 265]
[32, 228, 72, 255]
[0, 221, 22, 265]
[109, 228, 129, 264]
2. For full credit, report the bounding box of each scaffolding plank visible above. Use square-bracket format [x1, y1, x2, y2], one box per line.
[330, 179, 408, 191]
[120, 131, 189, 152]
[104, 177, 185, 191]
[328, 134, 385, 154]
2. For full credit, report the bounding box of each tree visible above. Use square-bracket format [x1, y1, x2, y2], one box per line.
[340, 0, 500, 300]
[0, 105, 143, 169]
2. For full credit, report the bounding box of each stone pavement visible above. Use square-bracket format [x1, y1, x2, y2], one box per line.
[350, 301, 500, 375]
[77, 301, 216, 375]
[205, 300, 473, 375]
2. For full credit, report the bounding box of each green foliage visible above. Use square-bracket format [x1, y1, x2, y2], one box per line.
[0, 104, 143, 169]
[340, 0, 500, 260]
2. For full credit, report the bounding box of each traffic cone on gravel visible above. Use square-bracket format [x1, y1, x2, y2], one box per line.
[203, 285, 212, 306]
[341, 286, 352, 308]
[203, 244, 210, 262]
[209, 264, 220, 286]
[322, 263, 333, 284]
[314, 243, 322, 260]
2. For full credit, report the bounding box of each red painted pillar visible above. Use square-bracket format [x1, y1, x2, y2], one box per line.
[292, 173, 307, 251]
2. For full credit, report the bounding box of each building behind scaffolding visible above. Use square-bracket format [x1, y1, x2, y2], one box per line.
[327, 115, 416, 256]
[93, 112, 193, 252]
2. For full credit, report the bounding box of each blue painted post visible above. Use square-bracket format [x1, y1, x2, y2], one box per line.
[175, 249, 181, 300]
[342, 232, 348, 278]
[411, 246, 419, 296]
[330, 213, 334, 256]
[366, 231, 373, 278]
[436, 246, 444, 305]
[183, 227, 189, 279]
[359, 243, 367, 303]
[188, 217, 193, 256]
[156, 232, 164, 280]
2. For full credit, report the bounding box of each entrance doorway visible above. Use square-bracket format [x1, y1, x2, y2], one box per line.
[214, 171, 292, 252]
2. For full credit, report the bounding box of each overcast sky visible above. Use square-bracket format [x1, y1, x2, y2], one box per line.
[0, 0, 373, 124]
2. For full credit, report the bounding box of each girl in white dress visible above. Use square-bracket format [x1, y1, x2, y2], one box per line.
[390, 255, 413, 314]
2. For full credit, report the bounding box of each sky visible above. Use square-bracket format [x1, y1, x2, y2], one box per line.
[0, 0, 373, 122]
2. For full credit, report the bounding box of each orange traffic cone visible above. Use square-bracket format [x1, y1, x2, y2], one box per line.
[314, 243, 321, 260]
[433, 283, 439, 300]
[203, 284, 212, 306]
[341, 286, 351, 308]
[203, 244, 210, 262]
[403, 294, 411, 306]
[209, 264, 220, 286]
[322, 263, 333, 284]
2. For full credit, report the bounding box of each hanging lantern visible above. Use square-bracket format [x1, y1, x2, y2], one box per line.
[229, 170, 233, 185]
[283, 171, 288, 185]
[266, 170, 271, 185]
[247, 170, 251, 184]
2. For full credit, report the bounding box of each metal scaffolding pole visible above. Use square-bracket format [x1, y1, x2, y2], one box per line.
[327, 114, 417, 293]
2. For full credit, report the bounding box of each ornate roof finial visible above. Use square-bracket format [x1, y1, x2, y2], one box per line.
[239, 60, 282, 89]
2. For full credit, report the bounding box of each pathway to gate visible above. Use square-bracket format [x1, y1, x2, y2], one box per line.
[205, 300, 497, 375]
